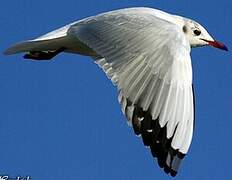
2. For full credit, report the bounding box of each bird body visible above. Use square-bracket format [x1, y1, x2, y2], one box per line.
[4, 7, 228, 177]
[3, 7, 212, 55]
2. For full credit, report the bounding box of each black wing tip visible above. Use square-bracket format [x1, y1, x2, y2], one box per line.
[154, 150, 184, 177]
[130, 103, 186, 177]
[23, 47, 67, 60]
[170, 170, 178, 177]
[164, 165, 177, 177]
[151, 141, 185, 177]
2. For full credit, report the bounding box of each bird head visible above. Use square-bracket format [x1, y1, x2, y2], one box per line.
[181, 18, 228, 51]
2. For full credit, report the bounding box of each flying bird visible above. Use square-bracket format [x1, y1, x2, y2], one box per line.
[4, 7, 228, 177]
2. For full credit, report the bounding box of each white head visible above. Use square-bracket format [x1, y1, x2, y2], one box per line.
[174, 16, 228, 51]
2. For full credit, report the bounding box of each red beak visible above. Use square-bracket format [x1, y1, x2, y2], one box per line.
[202, 39, 228, 51]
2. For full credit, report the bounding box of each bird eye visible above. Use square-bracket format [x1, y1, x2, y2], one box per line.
[193, 29, 201, 36]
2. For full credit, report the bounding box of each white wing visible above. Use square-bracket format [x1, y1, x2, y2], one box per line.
[68, 8, 194, 176]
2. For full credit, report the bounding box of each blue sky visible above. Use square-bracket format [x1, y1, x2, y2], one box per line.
[0, 1, 232, 180]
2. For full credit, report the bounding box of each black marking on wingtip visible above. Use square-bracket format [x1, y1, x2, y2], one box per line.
[170, 170, 177, 177]
[23, 47, 66, 60]
[132, 106, 144, 135]
[141, 112, 152, 146]
[129, 101, 186, 177]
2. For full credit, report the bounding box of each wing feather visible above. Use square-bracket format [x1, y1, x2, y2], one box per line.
[69, 8, 194, 176]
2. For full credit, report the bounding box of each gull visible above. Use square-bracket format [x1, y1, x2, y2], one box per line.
[4, 7, 228, 177]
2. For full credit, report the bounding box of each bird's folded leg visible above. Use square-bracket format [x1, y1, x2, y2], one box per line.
[23, 47, 66, 60]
